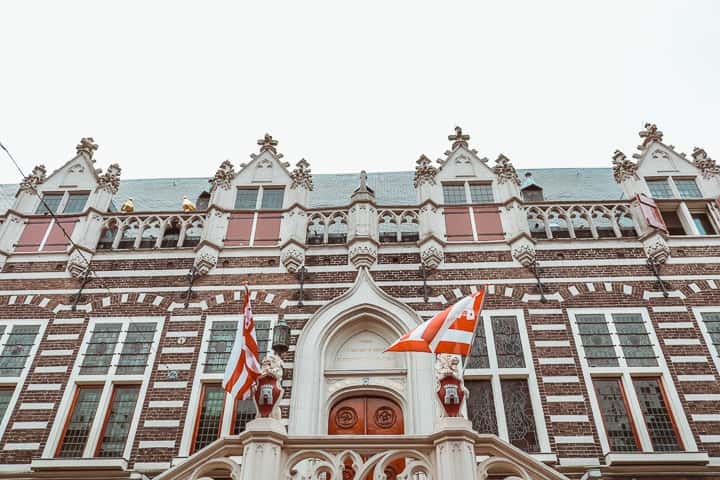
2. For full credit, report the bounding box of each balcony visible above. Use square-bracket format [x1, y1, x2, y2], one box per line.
[526, 201, 638, 240]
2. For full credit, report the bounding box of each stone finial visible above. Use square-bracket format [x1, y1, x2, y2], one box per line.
[290, 158, 313, 191]
[637, 123, 663, 150]
[257, 133, 279, 154]
[19, 165, 47, 193]
[692, 147, 720, 179]
[210, 160, 237, 192]
[413, 154, 438, 188]
[97, 163, 122, 194]
[353, 170, 374, 195]
[182, 195, 197, 212]
[612, 149, 639, 183]
[76, 137, 99, 159]
[448, 126, 470, 151]
[493, 154, 520, 185]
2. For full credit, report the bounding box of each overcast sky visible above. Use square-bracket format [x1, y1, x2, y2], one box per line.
[0, 1, 718, 184]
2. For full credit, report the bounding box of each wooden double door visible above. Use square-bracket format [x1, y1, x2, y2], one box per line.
[328, 395, 404, 479]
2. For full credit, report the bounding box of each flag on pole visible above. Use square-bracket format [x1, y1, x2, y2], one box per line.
[385, 288, 486, 355]
[223, 286, 262, 399]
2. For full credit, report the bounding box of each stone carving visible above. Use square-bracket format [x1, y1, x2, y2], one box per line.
[120, 198, 135, 213]
[210, 160, 237, 192]
[435, 353, 468, 418]
[257, 133, 279, 154]
[194, 248, 218, 275]
[97, 163, 121, 194]
[281, 247, 305, 273]
[349, 243, 378, 269]
[76, 137, 99, 159]
[413, 154, 438, 188]
[612, 150, 639, 183]
[253, 353, 284, 420]
[421, 245, 444, 270]
[512, 244, 536, 267]
[644, 238, 670, 264]
[66, 249, 91, 278]
[374, 407, 397, 429]
[19, 165, 47, 193]
[335, 407, 358, 429]
[448, 126, 470, 151]
[290, 158, 314, 191]
[638, 123, 663, 150]
[493, 154, 520, 185]
[692, 147, 720, 179]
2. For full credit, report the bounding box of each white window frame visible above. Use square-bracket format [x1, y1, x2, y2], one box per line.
[0, 319, 48, 441]
[691, 307, 720, 377]
[179, 314, 276, 457]
[233, 185, 285, 246]
[569, 307, 696, 454]
[36, 190, 90, 215]
[463, 308, 551, 454]
[441, 181, 497, 242]
[43, 316, 164, 460]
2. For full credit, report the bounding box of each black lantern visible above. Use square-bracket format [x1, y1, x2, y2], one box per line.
[272, 316, 291, 354]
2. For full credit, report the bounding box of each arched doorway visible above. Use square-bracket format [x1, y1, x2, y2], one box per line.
[329, 395, 404, 479]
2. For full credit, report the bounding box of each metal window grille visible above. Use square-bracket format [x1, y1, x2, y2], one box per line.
[193, 384, 225, 453]
[97, 385, 141, 457]
[116, 323, 156, 375]
[233, 398, 256, 434]
[576, 314, 618, 367]
[80, 324, 122, 375]
[57, 386, 103, 458]
[612, 313, 657, 367]
[633, 378, 681, 451]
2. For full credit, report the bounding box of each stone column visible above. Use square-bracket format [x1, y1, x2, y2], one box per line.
[239, 418, 287, 480]
[433, 417, 478, 480]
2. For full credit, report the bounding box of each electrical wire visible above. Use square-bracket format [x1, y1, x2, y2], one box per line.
[0, 140, 114, 297]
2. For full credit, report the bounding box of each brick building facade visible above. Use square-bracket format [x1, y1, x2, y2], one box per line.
[0, 126, 719, 479]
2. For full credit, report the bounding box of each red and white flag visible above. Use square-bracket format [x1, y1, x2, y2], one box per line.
[223, 287, 262, 399]
[385, 288, 486, 356]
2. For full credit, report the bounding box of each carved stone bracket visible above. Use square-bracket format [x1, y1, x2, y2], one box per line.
[97, 163, 122, 194]
[420, 244, 444, 270]
[511, 242, 536, 267]
[692, 147, 720, 179]
[193, 245, 219, 275]
[643, 234, 671, 264]
[413, 154, 438, 188]
[280, 246, 305, 273]
[66, 249, 92, 278]
[348, 240, 378, 269]
[290, 158, 314, 191]
[210, 160, 237, 192]
[493, 154, 520, 185]
[612, 150, 639, 184]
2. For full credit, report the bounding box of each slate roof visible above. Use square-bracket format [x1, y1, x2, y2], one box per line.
[0, 168, 622, 213]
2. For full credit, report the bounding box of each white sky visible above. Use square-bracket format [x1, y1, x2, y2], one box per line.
[0, 1, 718, 183]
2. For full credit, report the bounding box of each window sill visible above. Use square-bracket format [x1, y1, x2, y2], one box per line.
[31, 458, 128, 471]
[531, 452, 558, 464]
[605, 451, 708, 466]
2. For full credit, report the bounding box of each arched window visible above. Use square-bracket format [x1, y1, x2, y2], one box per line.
[307, 216, 326, 245]
[139, 219, 161, 249]
[97, 221, 118, 250]
[117, 220, 140, 249]
[160, 219, 181, 248]
[183, 218, 203, 247]
[327, 214, 348, 244]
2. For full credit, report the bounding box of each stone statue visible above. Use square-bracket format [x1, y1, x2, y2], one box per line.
[434, 353, 469, 418]
[253, 353, 284, 420]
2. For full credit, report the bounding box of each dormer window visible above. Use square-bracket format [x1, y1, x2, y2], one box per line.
[645, 177, 703, 199]
[234, 186, 285, 210]
[442, 184, 466, 204]
[442, 182, 494, 205]
[674, 178, 702, 199]
[260, 187, 284, 209]
[35, 191, 89, 215]
[234, 188, 259, 209]
[646, 179, 673, 199]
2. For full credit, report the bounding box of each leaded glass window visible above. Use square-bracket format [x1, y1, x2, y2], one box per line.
[467, 379, 497, 435]
[64, 193, 89, 213]
[466, 322, 489, 368]
[0, 324, 40, 376]
[469, 183, 494, 203]
[116, 323, 156, 374]
[576, 314, 617, 367]
[36, 193, 63, 214]
[234, 398, 256, 434]
[442, 184, 467, 204]
[501, 379, 539, 452]
[613, 313, 656, 367]
[491, 316, 524, 368]
[261, 188, 284, 209]
[96, 385, 140, 457]
[80, 324, 122, 375]
[57, 386, 103, 457]
[646, 179, 673, 199]
[674, 178, 702, 199]
[234, 188, 259, 209]
[193, 383, 225, 453]
[0, 387, 13, 423]
[701, 312, 720, 355]
[205, 321, 236, 373]
[633, 378, 681, 452]
[594, 379, 638, 452]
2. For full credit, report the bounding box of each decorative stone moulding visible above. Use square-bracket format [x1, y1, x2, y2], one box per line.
[193, 245, 219, 275]
[612, 150, 639, 184]
[97, 163, 122, 194]
[66, 249, 92, 278]
[642, 232, 671, 264]
[210, 160, 237, 192]
[76, 137, 99, 159]
[420, 242, 444, 270]
[692, 147, 720, 179]
[348, 240, 378, 269]
[413, 154, 438, 188]
[493, 154, 520, 185]
[510, 236, 536, 267]
[280, 245, 305, 273]
[290, 158, 314, 191]
[19, 165, 47, 193]
[637, 123, 663, 150]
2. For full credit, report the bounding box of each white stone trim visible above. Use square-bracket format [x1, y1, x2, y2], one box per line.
[26, 384, 62, 391]
[47, 333, 79, 341]
[542, 376, 579, 383]
[554, 436, 594, 444]
[3, 442, 40, 450]
[144, 420, 180, 428]
[678, 375, 716, 382]
[686, 394, 720, 401]
[534, 340, 571, 348]
[153, 381, 187, 389]
[19, 403, 54, 410]
[546, 395, 584, 402]
[530, 324, 566, 331]
[161, 347, 195, 354]
[670, 356, 707, 363]
[149, 400, 184, 409]
[657, 322, 694, 329]
[691, 307, 720, 381]
[550, 415, 589, 423]
[558, 457, 601, 466]
[528, 309, 564, 316]
[166, 331, 199, 338]
[158, 363, 192, 371]
[40, 349, 73, 356]
[664, 338, 700, 346]
[139, 440, 176, 449]
[538, 358, 575, 365]
[652, 306, 688, 313]
[12, 421, 47, 430]
[34, 365, 67, 374]
[700, 435, 720, 443]
[693, 414, 720, 422]
[134, 462, 172, 472]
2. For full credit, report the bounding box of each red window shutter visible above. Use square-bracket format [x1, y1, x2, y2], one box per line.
[42, 216, 79, 252]
[444, 207, 474, 242]
[225, 213, 254, 246]
[637, 194, 667, 233]
[15, 217, 52, 252]
[253, 212, 282, 246]
[473, 205, 504, 241]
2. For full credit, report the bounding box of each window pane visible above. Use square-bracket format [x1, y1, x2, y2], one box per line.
[0, 324, 40, 376]
[491, 316, 525, 368]
[205, 321, 237, 373]
[97, 385, 140, 457]
[442, 185, 467, 204]
[193, 384, 225, 453]
[469, 184, 494, 203]
[674, 179, 702, 199]
[594, 379, 639, 452]
[576, 314, 618, 367]
[0, 387, 13, 422]
[501, 379, 539, 452]
[36, 193, 63, 214]
[117, 323, 156, 375]
[234, 188, 259, 209]
[63, 193, 89, 213]
[255, 320, 271, 358]
[701, 312, 720, 352]
[646, 179, 673, 199]
[613, 314, 657, 367]
[234, 398, 256, 434]
[466, 380, 497, 435]
[692, 213, 716, 235]
[81, 324, 121, 375]
[633, 378, 681, 452]
[57, 386, 103, 457]
[466, 321, 489, 369]
[661, 209, 687, 235]
[261, 188, 284, 209]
